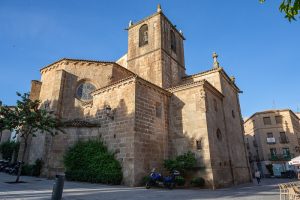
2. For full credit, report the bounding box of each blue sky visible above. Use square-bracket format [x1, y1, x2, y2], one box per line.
[0, 0, 299, 117]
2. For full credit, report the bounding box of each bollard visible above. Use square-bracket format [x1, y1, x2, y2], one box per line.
[51, 174, 65, 200]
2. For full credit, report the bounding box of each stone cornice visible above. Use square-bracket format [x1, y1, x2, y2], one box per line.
[183, 67, 242, 93]
[167, 80, 206, 92]
[62, 119, 101, 128]
[40, 58, 134, 74]
[244, 109, 300, 123]
[136, 77, 172, 97]
[167, 80, 224, 99]
[127, 11, 185, 40]
[203, 81, 225, 99]
[182, 68, 219, 80]
[91, 75, 172, 97]
[31, 80, 42, 84]
[219, 69, 242, 93]
[91, 76, 137, 96]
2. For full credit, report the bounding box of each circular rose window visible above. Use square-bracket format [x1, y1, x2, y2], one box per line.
[76, 82, 96, 101]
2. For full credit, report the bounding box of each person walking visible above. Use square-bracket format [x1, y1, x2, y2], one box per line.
[255, 170, 261, 184]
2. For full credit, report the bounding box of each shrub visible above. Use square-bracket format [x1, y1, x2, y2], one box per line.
[0, 141, 20, 161]
[32, 159, 43, 176]
[266, 164, 274, 176]
[164, 151, 197, 173]
[21, 164, 34, 175]
[175, 176, 185, 186]
[64, 140, 122, 185]
[191, 177, 205, 187]
[21, 159, 43, 176]
[141, 176, 151, 185]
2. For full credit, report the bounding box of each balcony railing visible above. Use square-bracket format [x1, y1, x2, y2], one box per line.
[267, 137, 276, 144]
[268, 153, 294, 161]
[279, 136, 289, 144]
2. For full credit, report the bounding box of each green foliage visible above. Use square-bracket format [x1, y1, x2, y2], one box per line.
[0, 92, 65, 141]
[175, 176, 185, 186]
[190, 177, 205, 187]
[164, 151, 197, 173]
[141, 176, 151, 185]
[266, 164, 274, 176]
[32, 159, 43, 176]
[64, 140, 122, 185]
[0, 92, 64, 182]
[0, 141, 20, 161]
[21, 159, 44, 176]
[260, 0, 300, 21]
[21, 164, 34, 176]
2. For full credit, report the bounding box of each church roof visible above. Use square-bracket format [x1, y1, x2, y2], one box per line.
[39, 58, 136, 77]
[92, 75, 172, 97]
[167, 79, 224, 99]
[183, 67, 242, 93]
[40, 58, 118, 72]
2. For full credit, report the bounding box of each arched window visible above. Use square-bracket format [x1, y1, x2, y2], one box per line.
[216, 128, 222, 141]
[170, 30, 176, 52]
[139, 24, 148, 47]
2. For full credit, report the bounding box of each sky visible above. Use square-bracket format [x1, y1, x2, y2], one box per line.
[0, 0, 299, 117]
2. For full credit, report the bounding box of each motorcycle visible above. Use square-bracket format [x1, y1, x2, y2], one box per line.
[0, 160, 9, 172]
[7, 161, 22, 175]
[145, 169, 180, 189]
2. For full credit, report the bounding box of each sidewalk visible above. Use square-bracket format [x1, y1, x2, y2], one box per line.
[0, 172, 293, 200]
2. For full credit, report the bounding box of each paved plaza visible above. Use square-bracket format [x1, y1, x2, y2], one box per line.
[0, 172, 293, 200]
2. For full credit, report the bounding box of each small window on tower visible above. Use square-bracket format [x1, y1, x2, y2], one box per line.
[139, 24, 148, 47]
[216, 129, 222, 141]
[196, 139, 202, 150]
[156, 102, 162, 118]
[232, 110, 235, 118]
[170, 30, 176, 53]
[213, 99, 218, 112]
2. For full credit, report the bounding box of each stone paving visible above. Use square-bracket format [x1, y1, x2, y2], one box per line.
[0, 172, 293, 200]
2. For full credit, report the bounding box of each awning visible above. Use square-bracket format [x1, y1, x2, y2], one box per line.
[289, 156, 300, 165]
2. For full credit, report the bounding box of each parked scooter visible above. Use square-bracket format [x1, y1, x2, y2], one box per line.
[0, 160, 9, 172]
[145, 169, 180, 189]
[7, 161, 22, 175]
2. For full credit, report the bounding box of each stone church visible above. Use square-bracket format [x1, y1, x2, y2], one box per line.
[26, 5, 251, 188]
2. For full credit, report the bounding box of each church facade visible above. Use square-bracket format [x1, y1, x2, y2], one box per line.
[26, 6, 251, 188]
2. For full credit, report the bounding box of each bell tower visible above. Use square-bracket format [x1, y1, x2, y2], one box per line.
[126, 5, 186, 88]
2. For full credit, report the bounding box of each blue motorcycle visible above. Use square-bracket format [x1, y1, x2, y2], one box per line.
[145, 169, 180, 189]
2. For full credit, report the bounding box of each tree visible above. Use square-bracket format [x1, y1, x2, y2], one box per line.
[260, 0, 300, 21]
[164, 151, 197, 174]
[0, 92, 65, 183]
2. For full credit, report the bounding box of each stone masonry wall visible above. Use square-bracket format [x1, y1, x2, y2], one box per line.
[182, 69, 251, 185]
[133, 79, 170, 184]
[168, 83, 214, 186]
[29, 61, 133, 176]
[127, 14, 163, 87]
[219, 72, 251, 184]
[41, 77, 137, 185]
[204, 87, 234, 188]
[160, 14, 185, 88]
[127, 13, 186, 89]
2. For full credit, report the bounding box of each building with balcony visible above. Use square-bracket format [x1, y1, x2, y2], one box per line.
[244, 109, 300, 176]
